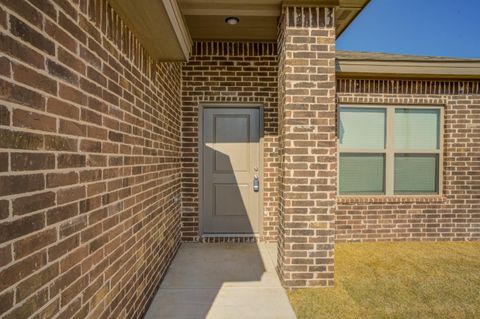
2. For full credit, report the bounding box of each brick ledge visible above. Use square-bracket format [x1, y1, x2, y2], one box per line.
[337, 196, 446, 204]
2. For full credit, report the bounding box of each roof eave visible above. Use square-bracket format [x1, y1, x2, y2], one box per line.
[336, 0, 371, 38]
[336, 60, 480, 79]
[108, 0, 192, 61]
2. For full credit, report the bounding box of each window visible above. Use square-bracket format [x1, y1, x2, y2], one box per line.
[338, 105, 442, 196]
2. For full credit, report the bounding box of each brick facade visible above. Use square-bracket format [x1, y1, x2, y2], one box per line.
[336, 78, 480, 242]
[181, 41, 279, 242]
[1, 1, 480, 314]
[277, 6, 337, 288]
[0, 1, 181, 318]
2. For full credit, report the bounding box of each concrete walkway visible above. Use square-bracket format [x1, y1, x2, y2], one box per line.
[145, 243, 297, 319]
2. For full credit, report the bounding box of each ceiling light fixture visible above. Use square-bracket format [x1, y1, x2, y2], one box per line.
[225, 17, 240, 25]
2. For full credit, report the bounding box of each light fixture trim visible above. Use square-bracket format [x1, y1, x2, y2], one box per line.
[225, 17, 240, 25]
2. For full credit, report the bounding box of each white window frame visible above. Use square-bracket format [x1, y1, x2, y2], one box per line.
[337, 104, 444, 197]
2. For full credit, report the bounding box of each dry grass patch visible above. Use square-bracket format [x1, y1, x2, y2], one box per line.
[288, 242, 480, 319]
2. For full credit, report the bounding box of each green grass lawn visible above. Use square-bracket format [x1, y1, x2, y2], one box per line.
[288, 242, 480, 319]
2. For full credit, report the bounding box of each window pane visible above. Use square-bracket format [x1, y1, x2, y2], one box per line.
[394, 154, 439, 194]
[339, 154, 385, 195]
[394, 108, 440, 150]
[339, 107, 386, 149]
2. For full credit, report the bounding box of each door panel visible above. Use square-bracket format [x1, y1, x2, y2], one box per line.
[214, 115, 250, 172]
[214, 184, 249, 216]
[203, 108, 260, 234]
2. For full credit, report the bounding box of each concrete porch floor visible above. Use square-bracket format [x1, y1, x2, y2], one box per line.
[144, 243, 297, 319]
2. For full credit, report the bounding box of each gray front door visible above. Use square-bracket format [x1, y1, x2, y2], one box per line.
[202, 108, 261, 234]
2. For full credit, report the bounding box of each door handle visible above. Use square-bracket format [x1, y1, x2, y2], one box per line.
[253, 175, 260, 192]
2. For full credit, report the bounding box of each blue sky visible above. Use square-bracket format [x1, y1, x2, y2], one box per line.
[337, 0, 480, 58]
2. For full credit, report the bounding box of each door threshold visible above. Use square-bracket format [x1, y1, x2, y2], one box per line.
[201, 233, 259, 243]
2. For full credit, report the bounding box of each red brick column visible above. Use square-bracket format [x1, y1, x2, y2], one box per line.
[277, 5, 336, 287]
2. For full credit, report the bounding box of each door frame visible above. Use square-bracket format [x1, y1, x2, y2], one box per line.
[198, 103, 264, 236]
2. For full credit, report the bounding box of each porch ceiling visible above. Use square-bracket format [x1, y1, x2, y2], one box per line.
[107, 0, 370, 61]
[179, 0, 370, 41]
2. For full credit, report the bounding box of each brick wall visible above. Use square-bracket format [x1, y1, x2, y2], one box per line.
[277, 6, 337, 288]
[336, 78, 480, 242]
[0, 1, 181, 318]
[181, 41, 279, 242]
